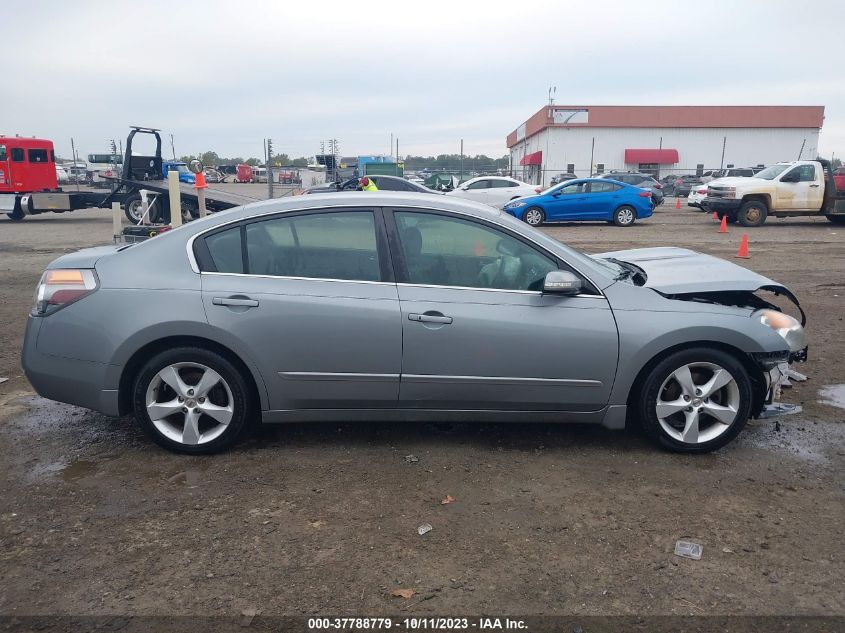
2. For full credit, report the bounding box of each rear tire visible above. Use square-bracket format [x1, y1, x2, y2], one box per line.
[132, 346, 254, 454]
[124, 194, 161, 224]
[523, 207, 545, 227]
[613, 205, 636, 226]
[637, 347, 753, 453]
[737, 200, 768, 227]
[6, 208, 25, 221]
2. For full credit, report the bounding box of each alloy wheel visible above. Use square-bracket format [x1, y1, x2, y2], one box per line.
[525, 209, 543, 226]
[617, 208, 634, 225]
[655, 362, 740, 444]
[145, 362, 234, 446]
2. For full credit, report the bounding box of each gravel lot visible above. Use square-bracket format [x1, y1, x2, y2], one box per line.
[0, 198, 843, 619]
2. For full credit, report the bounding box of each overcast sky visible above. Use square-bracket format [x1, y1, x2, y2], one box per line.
[4, 0, 844, 161]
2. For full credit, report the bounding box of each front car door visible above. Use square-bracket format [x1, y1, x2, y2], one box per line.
[777, 164, 817, 210]
[458, 179, 491, 204]
[196, 208, 402, 412]
[544, 180, 589, 220]
[386, 208, 619, 411]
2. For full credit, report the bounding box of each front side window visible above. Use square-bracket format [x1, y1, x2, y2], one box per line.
[0, 145, 6, 161]
[797, 164, 816, 182]
[394, 211, 558, 291]
[465, 179, 490, 190]
[558, 182, 587, 195]
[203, 211, 380, 282]
[28, 149, 48, 163]
[11, 148, 25, 162]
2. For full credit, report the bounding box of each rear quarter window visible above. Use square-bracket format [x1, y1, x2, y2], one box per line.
[28, 149, 49, 163]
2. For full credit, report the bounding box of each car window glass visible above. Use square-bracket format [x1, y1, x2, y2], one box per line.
[490, 180, 512, 188]
[373, 177, 403, 191]
[465, 180, 490, 190]
[559, 182, 587, 194]
[507, 180, 522, 187]
[798, 165, 815, 182]
[0, 145, 5, 161]
[395, 211, 558, 291]
[206, 227, 244, 274]
[589, 181, 621, 193]
[245, 211, 380, 281]
[11, 148, 25, 162]
[28, 149, 48, 163]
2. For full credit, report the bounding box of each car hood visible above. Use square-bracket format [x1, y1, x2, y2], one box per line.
[708, 176, 766, 188]
[594, 247, 787, 294]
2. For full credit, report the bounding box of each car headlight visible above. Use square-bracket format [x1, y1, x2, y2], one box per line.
[722, 187, 737, 199]
[753, 309, 806, 352]
[506, 201, 527, 208]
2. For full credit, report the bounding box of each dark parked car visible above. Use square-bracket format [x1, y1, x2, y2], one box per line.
[671, 175, 704, 197]
[598, 172, 664, 206]
[550, 173, 578, 185]
[304, 175, 439, 194]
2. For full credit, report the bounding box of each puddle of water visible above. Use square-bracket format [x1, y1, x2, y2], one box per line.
[819, 384, 845, 410]
[61, 459, 99, 482]
[740, 417, 845, 465]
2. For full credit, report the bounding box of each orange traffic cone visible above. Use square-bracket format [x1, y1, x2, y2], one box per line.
[712, 211, 719, 220]
[675, 197, 681, 209]
[735, 233, 750, 259]
[719, 216, 728, 233]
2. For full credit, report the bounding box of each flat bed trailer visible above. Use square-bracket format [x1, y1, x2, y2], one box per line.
[2, 127, 257, 223]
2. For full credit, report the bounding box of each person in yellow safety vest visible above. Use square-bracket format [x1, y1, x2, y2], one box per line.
[359, 176, 378, 192]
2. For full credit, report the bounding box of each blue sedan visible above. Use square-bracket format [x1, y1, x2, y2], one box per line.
[503, 178, 654, 227]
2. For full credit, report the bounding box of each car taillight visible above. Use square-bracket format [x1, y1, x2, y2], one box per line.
[697, 188, 708, 194]
[32, 269, 98, 316]
[638, 191, 652, 197]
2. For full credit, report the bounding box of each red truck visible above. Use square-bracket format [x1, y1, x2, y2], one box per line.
[834, 166, 845, 191]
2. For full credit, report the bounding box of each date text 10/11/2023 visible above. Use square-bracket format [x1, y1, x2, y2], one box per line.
[307, 617, 528, 630]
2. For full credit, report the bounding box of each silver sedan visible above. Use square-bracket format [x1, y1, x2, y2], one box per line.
[22, 193, 807, 454]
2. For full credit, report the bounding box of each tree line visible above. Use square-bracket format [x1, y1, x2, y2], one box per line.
[178, 151, 310, 168]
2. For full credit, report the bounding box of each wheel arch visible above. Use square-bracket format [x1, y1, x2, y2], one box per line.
[624, 340, 768, 421]
[740, 193, 771, 209]
[118, 335, 267, 416]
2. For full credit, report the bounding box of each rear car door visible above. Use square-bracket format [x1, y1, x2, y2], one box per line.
[197, 208, 402, 411]
[386, 208, 619, 411]
[585, 181, 623, 218]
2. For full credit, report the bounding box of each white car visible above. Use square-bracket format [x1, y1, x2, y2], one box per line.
[55, 164, 70, 184]
[447, 176, 540, 207]
[687, 183, 710, 209]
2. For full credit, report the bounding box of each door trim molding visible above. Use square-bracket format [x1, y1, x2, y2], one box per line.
[403, 374, 603, 387]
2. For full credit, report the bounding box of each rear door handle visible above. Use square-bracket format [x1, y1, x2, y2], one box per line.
[212, 296, 259, 307]
[408, 312, 453, 324]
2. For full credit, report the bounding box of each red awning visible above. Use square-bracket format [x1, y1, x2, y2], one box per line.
[520, 150, 542, 166]
[624, 148, 679, 164]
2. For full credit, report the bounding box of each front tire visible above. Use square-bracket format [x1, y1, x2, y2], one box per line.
[523, 207, 545, 227]
[132, 347, 254, 454]
[638, 348, 753, 453]
[737, 200, 768, 227]
[613, 205, 636, 226]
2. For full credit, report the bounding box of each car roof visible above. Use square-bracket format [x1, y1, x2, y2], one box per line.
[201, 192, 502, 225]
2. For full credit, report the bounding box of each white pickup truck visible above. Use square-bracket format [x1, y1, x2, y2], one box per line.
[702, 159, 845, 226]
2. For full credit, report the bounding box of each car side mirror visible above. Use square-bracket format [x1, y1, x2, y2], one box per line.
[543, 270, 583, 295]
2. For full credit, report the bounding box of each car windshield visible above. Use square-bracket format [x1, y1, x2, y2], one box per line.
[754, 164, 791, 180]
[176, 164, 190, 173]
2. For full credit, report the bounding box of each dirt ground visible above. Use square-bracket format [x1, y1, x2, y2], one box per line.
[0, 199, 843, 621]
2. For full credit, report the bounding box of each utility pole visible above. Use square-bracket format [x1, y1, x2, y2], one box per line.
[390, 132, 393, 159]
[70, 137, 80, 192]
[266, 138, 274, 199]
[589, 137, 595, 176]
[797, 138, 806, 160]
[719, 136, 727, 170]
[460, 139, 464, 181]
[170, 134, 176, 160]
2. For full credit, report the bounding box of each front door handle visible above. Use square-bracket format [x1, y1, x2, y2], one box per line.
[212, 296, 259, 307]
[809, 184, 820, 188]
[408, 312, 453, 324]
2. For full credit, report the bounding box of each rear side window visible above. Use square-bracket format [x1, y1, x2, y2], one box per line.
[590, 181, 622, 193]
[206, 227, 244, 274]
[465, 180, 490, 190]
[11, 148, 24, 162]
[28, 149, 48, 163]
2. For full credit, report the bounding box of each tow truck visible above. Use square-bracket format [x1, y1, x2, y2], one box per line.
[702, 158, 845, 226]
[1, 127, 256, 224]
